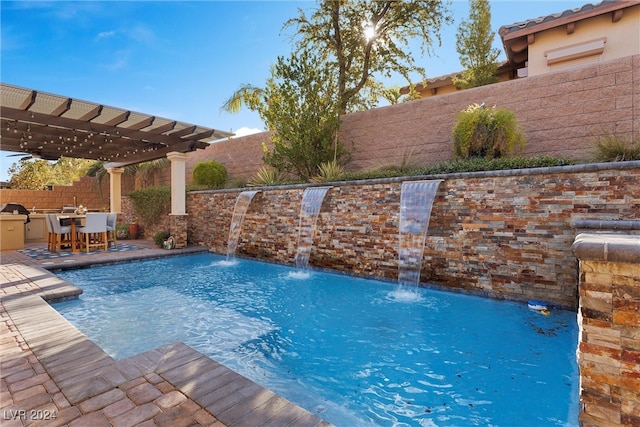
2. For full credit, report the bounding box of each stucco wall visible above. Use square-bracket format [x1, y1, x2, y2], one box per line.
[528, 6, 640, 75]
[187, 162, 640, 309]
[184, 55, 639, 182]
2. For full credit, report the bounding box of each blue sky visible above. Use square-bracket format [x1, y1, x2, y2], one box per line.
[1, 0, 588, 181]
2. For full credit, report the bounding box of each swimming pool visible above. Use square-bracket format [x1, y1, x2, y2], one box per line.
[53, 253, 579, 426]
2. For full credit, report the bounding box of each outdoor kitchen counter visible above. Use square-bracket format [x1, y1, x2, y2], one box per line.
[0, 214, 27, 250]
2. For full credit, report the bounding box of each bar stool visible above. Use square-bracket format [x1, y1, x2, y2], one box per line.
[77, 213, 108, 253]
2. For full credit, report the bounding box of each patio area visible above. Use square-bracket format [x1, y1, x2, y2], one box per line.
[0, 242, 331, 427]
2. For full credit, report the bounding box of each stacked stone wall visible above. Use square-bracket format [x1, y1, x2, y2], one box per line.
[577, 260, 640, 426]
[188, 162, 640, 309]
[572, 233, 640, 426]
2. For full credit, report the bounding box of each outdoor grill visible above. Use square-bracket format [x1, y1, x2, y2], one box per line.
[0, 203, 30, 223]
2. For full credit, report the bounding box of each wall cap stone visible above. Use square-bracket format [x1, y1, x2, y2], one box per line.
[572, 233, 640, 263]
[573, 220, 640, 231]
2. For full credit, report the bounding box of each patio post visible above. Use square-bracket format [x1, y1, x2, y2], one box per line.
[107, 167, 124, 213]
[167, 152, 189, 248]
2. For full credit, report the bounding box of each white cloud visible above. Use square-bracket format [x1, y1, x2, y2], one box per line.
[96, 30, 116, 40]
[231, 127, 263, 137]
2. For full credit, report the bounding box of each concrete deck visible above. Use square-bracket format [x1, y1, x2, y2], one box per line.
[1, 241, 331, 427]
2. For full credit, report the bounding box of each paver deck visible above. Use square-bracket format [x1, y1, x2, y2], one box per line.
[1, 241, 331, 427]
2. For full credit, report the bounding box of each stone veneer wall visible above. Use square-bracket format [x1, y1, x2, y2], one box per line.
[571, 233, 640, 427]
[187, 161, 640, 309]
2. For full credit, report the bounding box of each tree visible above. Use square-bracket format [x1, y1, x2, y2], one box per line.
[379, 85, 421, 105]
[86, 158, 170, 198]
[453, 0, 501, 89]
[284, 0, 451, 113]
[7, 157, 93, 190]
[223, 51, 344, 181]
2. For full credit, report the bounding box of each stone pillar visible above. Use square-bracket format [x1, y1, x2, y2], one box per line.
[166, 152, 189, 248]
[107, 167, 125, 213]
[169, 213, 188, 249]
[571, 233, 640, 427]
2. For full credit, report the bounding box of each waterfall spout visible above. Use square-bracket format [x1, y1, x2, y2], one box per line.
[227, 190, 260, 259]
[295, 187, 331, 269]
[398, 180, 442, 287]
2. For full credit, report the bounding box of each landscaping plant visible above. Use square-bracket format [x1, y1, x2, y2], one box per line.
[192, 160, 228, 188]
[154, 231, 170, 248]
[452, 103, 525, 159]
[128, 186, 171, 226]
[591, 133, 640, 162]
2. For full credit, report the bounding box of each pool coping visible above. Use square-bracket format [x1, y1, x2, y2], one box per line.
[1, 250, 332, 427]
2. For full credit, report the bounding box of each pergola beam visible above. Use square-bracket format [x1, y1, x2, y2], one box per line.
[1, 82, 234, 164]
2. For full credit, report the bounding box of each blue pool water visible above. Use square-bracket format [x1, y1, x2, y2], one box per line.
[53, 253, 579, 426]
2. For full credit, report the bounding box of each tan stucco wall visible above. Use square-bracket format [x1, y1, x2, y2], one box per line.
[528, 5, 640, 76]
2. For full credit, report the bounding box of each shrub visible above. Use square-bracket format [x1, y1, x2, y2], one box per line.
[154, 231, 170, 248]
[591, 133, 640, 162]
[128, 186, 171, 226]
[343, 155, 572, 181]
[192, 160, 228, 188]
[418, 156, 573, 175]
[452, 103, 525, 159]
[115, 223, 129, 239]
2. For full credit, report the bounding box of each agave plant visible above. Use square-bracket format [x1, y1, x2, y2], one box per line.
[311, 160, 345, 183]
[248, 167, 283, 187]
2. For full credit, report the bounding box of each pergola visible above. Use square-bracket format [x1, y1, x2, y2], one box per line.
[1, 82, 234, 245]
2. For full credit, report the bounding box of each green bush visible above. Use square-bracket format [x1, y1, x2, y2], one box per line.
[115, 223, 129, 239]
[128, 186, 171, 226]
[192, 160, 228, 188]
[154, 231, 170, 248]
[591, 133, 640, 162]
[418, 156, 573, 175]
[452, 103, 525, 159]
[343, 156, 573, 181]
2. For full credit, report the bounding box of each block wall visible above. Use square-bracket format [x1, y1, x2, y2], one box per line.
[0, 176, 112, 211]
[187, 162, 640, 309]
[0, 174, 138, 212]
[185, 55, 639, 181]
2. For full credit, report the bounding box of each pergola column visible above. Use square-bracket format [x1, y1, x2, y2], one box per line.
[166, 152, 189, 248]
[106, 167, 125, 213]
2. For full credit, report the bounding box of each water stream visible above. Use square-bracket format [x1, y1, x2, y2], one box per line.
[294, 186, 331, 269]
[398, 180, 442, 287]
[226, 190, 260, 259]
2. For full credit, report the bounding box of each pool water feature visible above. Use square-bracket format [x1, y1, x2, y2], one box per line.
[295, 186, 331, 269]
[398, 180, 442, 287]
[227, 190, 260, 259]
[53, 254, 579, 426]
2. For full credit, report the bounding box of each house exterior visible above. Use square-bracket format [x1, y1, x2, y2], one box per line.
[407, 0, 640, 98]
[500, 0, 640, 77]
